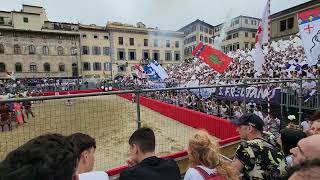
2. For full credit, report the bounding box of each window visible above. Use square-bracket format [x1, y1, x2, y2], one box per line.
[236, 43, 240, 50]
[28, 45, 36, 55]
[103, 47, 110, 55]
[104, 36, 109, 39]
[252, 33, 255, 38]
[82, 34, 87, 38]
[143, 51, 149, 60]
[82, 46, 90, 55]
[57, 46, 64, 55]
[245, 32, 248, 37]
[92, 46, 101, 55]
[15, 63, 22, 72]
[44, 63, 50, 72]
[166, 40, 170, 48]
[59, 63, 65, 72]
[204, 27, 208, 33]
[0, 44, 4, 53]
[226, 35, 232, 40]
[280, 20, 286, 32]
[30, 63, 37, 72]
[153, 51, 159, 61]
[288, 18, 294, 29]
[245, 42, 249, 49]
[118, 37, 123, 45]
[93, 35, 98, 39]
[41, 46, 49, 55]
[58, 35, 62, 40]
[118, 49, 125, 60]
[200, 26, 203, 32]
[83, 62, 90, 71]
[175, 41, 179, 48]
[233, 33, 238, 38]
[205, 37, 208, 43]
[23, 17, 28, 23]
[209, 29, 213, 35]
[200, 35, 203, 41]
[232, 19, 240, 26]
[144, 39, 148, 46]
[0, 17, 4, 24]
[14, 45, 21, 54]
[0, 63, 5, 72]
[118, 66, 126, 72]
[129, 38, 134, 46]
[245, 19, 248, 24]
[128, 50, 136, 60]
[71, 47, 77, 55]
[174, 52, 180, 61]
[153, 39, 159, 47]
[209, 38, 213, 44]
[165, 52, 172, 61]
[93, 62, 102, 71]
[251, 43, 255, 49]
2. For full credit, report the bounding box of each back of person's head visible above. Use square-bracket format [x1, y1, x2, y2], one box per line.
[129, 127, 155, 153]
[288, 159, 320, 180]
[67, 133, 96, 158]
[188, 130, 239, 180]
[280, 128, 307, 156]
[0, 133, 78, 180]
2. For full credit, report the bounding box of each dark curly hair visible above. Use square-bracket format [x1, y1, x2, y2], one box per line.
[0, 133, 78, 180]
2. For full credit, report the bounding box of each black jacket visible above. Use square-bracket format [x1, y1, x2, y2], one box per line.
[119, 156, 181, 180]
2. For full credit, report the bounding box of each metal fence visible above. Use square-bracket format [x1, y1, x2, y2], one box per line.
[0, 79, 318, 171]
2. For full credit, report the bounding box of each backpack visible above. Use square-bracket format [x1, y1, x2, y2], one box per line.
[194, 167, 225, 180]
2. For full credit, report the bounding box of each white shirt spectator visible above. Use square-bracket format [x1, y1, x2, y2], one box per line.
[184, 165, 218, 180]
[78, 171, 109, 180]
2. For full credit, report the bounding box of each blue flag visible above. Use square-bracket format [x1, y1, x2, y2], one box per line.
[144, 64, 160, 81]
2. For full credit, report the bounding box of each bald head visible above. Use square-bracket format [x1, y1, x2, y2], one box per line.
[290, 135, 320, 165]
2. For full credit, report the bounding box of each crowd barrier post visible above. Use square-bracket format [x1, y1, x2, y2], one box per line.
[136, 89, 142, 129]
[243, 79, 247, 113]
[298, 78, 303, 129]
[280, 81, 284, 128]
[317, 77, 320, 109]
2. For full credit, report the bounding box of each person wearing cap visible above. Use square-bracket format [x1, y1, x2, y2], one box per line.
[231, 113, 287, 180]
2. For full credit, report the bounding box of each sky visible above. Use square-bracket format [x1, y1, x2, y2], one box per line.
[1, 0, 311, 30]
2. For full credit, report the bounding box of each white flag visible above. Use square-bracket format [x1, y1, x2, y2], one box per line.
[298, 7, 320, 66]
[253, 0, 269, 74]
[150, 60, 168, 80]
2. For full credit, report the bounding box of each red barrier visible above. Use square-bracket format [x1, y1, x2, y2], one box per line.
[42, 89, 103, 96]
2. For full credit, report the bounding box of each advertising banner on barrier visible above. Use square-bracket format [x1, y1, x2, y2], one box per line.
[215, 86, 282, 104]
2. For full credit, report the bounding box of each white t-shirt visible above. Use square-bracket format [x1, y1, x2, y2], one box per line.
[79, 171, 109, 180]
[301, 121, 310, 131]
[184, 165, 218, 180]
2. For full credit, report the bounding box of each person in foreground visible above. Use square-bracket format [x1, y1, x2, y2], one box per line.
[0, 133, 78, 180]
[184, 130, 239, 180]
[67, 133, 97, 175]
[119, 127, 180, 180]
[231, 113, 287, 180]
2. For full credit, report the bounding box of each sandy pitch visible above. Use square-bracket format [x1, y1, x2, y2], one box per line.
[0, 95, 218, 170]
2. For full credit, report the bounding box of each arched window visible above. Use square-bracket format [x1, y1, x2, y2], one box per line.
[0, 63, 5, 72]
[57, 46, 64, 55]
[14, 44, 21, 54]
[29, 45, 36, 55]
[70, 47, 77, 56]
[44, 63, 50, 72]
[43, 46, 49, 55]
[30, 63, 37, 72]
[58, 63, 65, 72]
[15, 63, 22, 72]
[0, 44, 4, 54]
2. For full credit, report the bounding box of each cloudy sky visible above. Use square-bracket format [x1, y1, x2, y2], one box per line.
[1, 0, 310, 30]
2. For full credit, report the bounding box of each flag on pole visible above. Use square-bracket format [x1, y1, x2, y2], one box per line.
[150, 60, 169, 80]
[252, 0, 270, 74]
[298, 7, 320, 66]
[144, 64, 160, 81]
[133, 64, 146, 78]
[192, 42, 232, 73]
